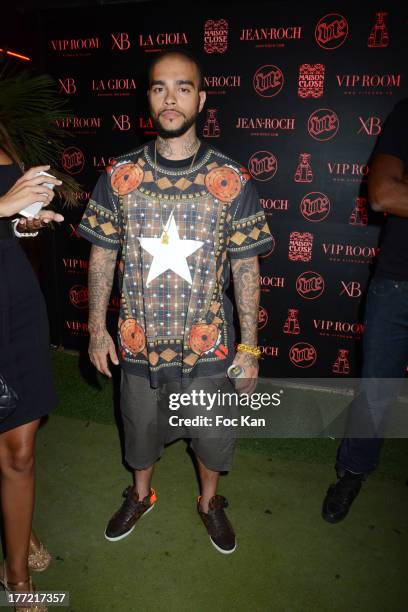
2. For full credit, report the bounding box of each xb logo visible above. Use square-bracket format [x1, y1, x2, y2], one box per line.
[111, 33, 131, 51]
[357, 116, 382, 136]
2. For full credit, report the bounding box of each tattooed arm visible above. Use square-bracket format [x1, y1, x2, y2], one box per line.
[230, 255, 260, 393]
[88, 245, 119, 378]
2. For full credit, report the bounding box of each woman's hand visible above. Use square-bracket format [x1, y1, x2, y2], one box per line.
[0, 165, 62, 218]
[16, 209, 64, 233]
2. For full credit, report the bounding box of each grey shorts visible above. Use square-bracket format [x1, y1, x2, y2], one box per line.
[120, 372, 237, 472]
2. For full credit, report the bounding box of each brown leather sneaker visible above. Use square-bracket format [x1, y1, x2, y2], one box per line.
[105, 486, 157, 542]
[197, 495, 237, 554]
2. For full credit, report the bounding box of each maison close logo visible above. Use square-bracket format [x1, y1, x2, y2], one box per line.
[298, 64, 325, 98]
[288, 232, 314, 262]
[204, 19, 229, 53]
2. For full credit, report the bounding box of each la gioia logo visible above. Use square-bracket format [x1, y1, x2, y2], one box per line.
[253, 65, 284, 97]
[248, 151, 278, 181]
[315, 14, 348, 50]
[204, 19, 229, 54]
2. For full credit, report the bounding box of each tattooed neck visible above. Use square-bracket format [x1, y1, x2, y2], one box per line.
[156, 134, 200, 160]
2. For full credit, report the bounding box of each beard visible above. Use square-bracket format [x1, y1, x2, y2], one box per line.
[151, 104, 200, 139]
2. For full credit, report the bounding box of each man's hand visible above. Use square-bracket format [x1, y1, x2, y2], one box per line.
[88, 325, 119, 378]
[231, 351, 259, 395]
[16, 209, 64, 233]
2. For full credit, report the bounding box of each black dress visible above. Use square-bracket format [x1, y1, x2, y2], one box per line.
[0, 163, 57, 433]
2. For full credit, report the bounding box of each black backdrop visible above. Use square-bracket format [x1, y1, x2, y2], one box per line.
[39, 0, 407, 378]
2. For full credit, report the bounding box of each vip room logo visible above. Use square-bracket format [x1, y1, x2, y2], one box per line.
[367, 12, 389, 48]
[58, 78, 77, 95]
[336, 73, 401, 96]
[65, 320, 89, 336]
[139, 32, 188, 51]
[253, 65, 284, 97]
[248, 151, 278, 181]
[61, 147, 85, 175]
[315, 13, 348, 50]
[294, 153, 313, 183]
[62, 257, 89, 273]
[298, 64, 325, 98]
[308, 108, 339, 141]
[50, 37, 99, 56]
[203, 109, 221, 138]
[349, 198, 368, 226]
[288, 232, 314, 262]
[55, 116, 101, 134]
[313, 319, 364, 340]
[258, 306, 269, 330]
[289, 343, 317, 368]
[296, 271, 325, 300]
[322, 242, 379, 264]
[283, 309, 300, 335]
[327, 161, 370, 183]
[240, 25, 302, 47]
[69, 285, 88, 309]
[111, 33, 131, 51]
[300, 192, 330, 223]
[333, 349, 350, 375]
[204, 19, 229, 54]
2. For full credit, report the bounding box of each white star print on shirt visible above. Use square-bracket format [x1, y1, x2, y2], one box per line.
[138, 213, 204, 286]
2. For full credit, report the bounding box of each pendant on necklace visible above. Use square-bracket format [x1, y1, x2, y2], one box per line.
[161, 231, 169, 245]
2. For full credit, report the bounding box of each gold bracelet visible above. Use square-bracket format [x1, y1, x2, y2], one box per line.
[237, 343, 262, 359]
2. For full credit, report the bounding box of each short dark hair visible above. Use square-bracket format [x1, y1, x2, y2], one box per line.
[148, 48, 204, 91]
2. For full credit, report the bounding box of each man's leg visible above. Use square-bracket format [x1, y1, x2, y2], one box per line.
[104, 373, 161, 541]
[323, 277, 408, 523]
[196, 455, 219, 513]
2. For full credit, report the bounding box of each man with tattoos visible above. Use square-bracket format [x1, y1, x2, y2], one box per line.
[78, 50, 273, 554]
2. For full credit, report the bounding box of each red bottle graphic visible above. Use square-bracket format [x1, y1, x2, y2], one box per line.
[203, 109, 220, 138]
[332, 349, 350, 374]
[283, 309, 300, 335]
[368, 12, 389, 48]
[294, 153, 313, 183]
[349, 197, 368, 226]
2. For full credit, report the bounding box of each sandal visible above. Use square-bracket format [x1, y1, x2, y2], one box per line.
[0, 561, 47, 612]
[28, 534, 51, 572]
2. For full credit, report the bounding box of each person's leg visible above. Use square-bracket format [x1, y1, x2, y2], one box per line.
[196, 456, 219, 513]
[0, 419, 40, 583]
[133, 465, 155, 500]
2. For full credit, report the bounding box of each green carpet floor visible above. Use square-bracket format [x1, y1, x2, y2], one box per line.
[11, 352, 408, 611]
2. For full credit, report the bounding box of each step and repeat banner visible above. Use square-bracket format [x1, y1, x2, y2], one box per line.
[40, 1, 407, 378]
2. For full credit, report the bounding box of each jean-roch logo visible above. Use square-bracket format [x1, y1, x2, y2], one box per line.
[300, 192, 330, 223]
[203, 75, 241, 95]
[240, 25, 302, 47]
[248, 151, 278, 181]
[333, 349, 350, 375]
[283, 309, 300, 335]
[61, 147, 85, 175]
[298, 64, 325, 98]
[367, 12, 389, 48]
[235, 116, 295, 137]
[204, 19, 229, 54]
[315, 13, 348, 50]
[296, 271, 325, 300]
[260, 274, 285, 293]
[288, 232, 314, 262]
[289, 343, 317, 368]
[294, 153, 313, 183]
[260, 198, 289, 216]
[253, 65, 284, 98]
[308, 109, 339, 141]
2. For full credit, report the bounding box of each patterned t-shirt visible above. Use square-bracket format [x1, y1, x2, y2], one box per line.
[78, 141, 273, 386]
